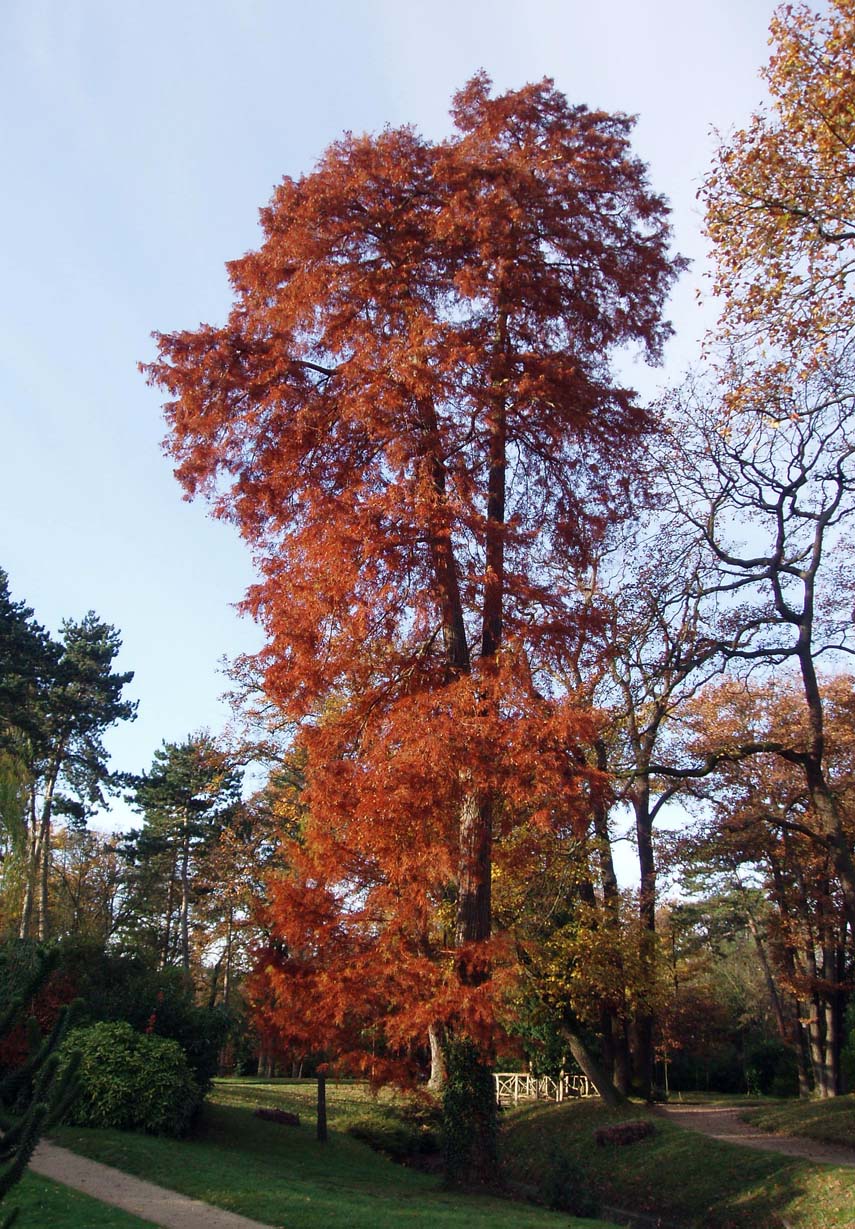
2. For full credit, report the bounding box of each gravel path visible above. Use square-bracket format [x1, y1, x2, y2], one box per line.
[655, 1103, 855, 1168]
[30, 1140, 276, 1229]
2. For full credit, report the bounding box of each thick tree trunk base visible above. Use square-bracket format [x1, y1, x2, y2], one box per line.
[442, 1037, 498, 1190]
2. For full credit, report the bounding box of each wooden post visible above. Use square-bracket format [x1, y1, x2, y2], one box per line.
[317, 1073, 327, 1143]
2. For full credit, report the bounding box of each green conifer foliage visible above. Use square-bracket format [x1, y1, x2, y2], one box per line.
[0, 950, 80, 1229]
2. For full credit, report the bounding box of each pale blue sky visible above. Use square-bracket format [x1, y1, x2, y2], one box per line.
[1, 0, 777, 824]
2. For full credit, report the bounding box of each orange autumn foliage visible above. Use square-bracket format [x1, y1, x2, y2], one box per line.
[251, 664, 600, 1074]
[147, 74, 683, 1071]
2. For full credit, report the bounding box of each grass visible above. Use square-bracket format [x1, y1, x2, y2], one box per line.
[741, 1095, 855, 1148]
[52, 1078, 618, 1229]
[44, 1078, 855, 1228]
[4, 1170, 155, 1228]
[502, 1097, 855, 1229]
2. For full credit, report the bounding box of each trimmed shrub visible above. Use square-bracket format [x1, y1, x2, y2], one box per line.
[59, 1021, 200, 1136]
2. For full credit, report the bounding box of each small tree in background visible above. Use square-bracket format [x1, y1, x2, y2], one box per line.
[127, 734, 242, 977]
[14, 612, 137, 942]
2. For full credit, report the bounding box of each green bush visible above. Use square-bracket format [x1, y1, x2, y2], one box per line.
[1, 939, 231, 1094]
[59, 1022, 200, 1136]
[442, 1038, 497, 1187]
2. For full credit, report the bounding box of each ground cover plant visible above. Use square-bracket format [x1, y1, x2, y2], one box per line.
[53, 1078, 618, 1229]
[502, 1098, 855, 1229]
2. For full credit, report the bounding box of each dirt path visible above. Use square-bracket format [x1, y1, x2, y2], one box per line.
[655, 1103, 855, 1168]
[30, 1140, 276, 1229]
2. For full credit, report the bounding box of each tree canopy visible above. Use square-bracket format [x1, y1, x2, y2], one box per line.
[147, 73, 684, 1107]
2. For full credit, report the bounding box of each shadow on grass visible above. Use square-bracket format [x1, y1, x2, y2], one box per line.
[501, 1099, 855, 1229]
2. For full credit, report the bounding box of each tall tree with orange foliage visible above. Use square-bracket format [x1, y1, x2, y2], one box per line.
[146, 74, 682, 1179]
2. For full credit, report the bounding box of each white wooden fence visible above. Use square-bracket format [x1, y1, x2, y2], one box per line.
[493, 1071, 597, 1105]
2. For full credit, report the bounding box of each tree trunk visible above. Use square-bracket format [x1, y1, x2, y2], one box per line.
[633, 782, 656, 1098]
[179, 812, 191, 974]
[591, 768, 631, 1094]
[18, 800, 37, 940]
[445, 790, 497, 1188]
[417, 398, 470, 680]
[223, 906, 234, 1008]
[807, 997, 831, 1096]
[206, 957, 222, 1010]
[744, 907, 788, 1040]
[428, 1024, 447, 1092]
[797, 640, 855, 935]
[824, 994, 840, 1097]
[36, 810, 51, 941]
[822, 936, 842, 1096]
[795, 1004, 812, 1099]
[560, 1020, 626, 1108]
[316, 1074, 327, 1142]
[424, 371, 506, 1189]
[806, 768, 855, 939]
[745, 906, 813, 1094]
[610, 1014, 632, 1096]
[455, 791, 492, 969]
[160, 848, 177, 970]
[480, 392, 506, 661]
[20, 759, 61, 941]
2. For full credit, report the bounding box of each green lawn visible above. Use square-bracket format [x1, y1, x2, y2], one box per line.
[502, 1097, 855, 1229]
[45, 1079, 855, 1229]
[4, 1171, 155, 1229]
[741, 1096, 855, 1148]
[52, 1078, 617, 1229]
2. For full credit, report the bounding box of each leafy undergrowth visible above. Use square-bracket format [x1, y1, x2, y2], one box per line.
[6, 1171, 155, 1228]
[741, 1096, 855, 1148]
[502, 1098, 855, 1229]
[53, 1077, 617, 1229]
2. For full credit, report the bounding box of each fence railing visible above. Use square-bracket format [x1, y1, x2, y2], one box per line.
[493, 1071, 597, 1105]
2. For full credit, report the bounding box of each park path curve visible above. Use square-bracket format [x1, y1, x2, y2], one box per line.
[30, 1140, 276, 1229]
[654, 1103, 855, 1168]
